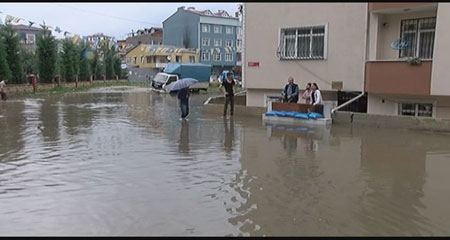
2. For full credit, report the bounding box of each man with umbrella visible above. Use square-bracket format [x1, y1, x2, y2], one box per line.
[177, 87, 190, 120]
[170, 78, 198, 120]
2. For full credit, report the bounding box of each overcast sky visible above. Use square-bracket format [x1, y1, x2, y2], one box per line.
[0, 2, 240, 40]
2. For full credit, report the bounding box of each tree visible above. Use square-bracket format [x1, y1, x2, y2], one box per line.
[79, 44, 91, 81]
[105, 46, 115, 79]
[62, 40, 75, 82]
[0, 24, 25, 84]
[0, 38, 12, 81]
[21, 47, 38, 75]
[36, 30, 57, 83]
[113, 55, 122, 79]
[90, 50, 98, 80]
[96, 60, 105, 80]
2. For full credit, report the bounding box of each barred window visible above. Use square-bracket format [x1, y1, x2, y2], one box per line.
[400, 17, 436, 59]
[279, 25, 327, 60]
[399, 103, 433, 117]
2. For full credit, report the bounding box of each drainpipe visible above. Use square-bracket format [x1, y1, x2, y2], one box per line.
[331, 3, 369, 115]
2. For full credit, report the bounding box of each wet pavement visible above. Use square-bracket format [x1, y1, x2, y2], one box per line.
[1, 87, 450, 236]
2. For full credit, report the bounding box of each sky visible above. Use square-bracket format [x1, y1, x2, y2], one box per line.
[0, 2, 240, 40]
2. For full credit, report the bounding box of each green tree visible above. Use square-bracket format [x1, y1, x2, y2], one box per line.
[105, 46, 114, 79]
[0, 38, 12, 81]
[79, 44, 91, 81]
[21, 47, 38, 75]
[62, 40, 75, 82]
[36, 30, 57, 83]
[113, 56, 122, 79]
[90, 50, 99, 80]
[0, 24, 25, 84]
[96, 60, 105, 80]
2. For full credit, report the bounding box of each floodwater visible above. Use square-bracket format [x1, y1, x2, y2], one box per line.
[1, 87, 450, 236]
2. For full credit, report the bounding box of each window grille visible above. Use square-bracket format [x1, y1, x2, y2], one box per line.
[278, 25, 326, 60]
[400, 17, 436, 59]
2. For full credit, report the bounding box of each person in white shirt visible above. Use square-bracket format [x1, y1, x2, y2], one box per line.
[311, 83, 322, 105]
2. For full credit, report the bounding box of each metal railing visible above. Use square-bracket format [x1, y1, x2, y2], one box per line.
[331, 92, 365, 115]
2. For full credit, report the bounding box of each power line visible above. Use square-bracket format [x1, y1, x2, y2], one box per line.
[53, 3, 162, 26]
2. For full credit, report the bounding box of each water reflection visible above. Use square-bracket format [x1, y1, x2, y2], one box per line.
[1, 89, 450, 236]
[223, 117, 235, 156]
[179, 120, 190, 154]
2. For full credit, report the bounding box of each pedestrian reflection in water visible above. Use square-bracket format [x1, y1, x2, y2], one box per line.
[178, 120, 190, 153]
[223, 117, 235, 156]
[282, 134, 298, 155]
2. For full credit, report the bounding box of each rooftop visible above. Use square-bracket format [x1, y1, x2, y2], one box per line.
[11, 24, 42, 32]
[182, 7, 239, 19]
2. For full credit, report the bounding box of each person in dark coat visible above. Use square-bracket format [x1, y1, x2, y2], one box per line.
[281, 76, 299, 103]
[177, 87, 190, 120]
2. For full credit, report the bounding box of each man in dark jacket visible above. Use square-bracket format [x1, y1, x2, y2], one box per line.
[281, 77, 299, 103]
[177, 87, 190, 120]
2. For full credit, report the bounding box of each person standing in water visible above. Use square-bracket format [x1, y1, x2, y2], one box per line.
[177, 87, 190, 120]
[220, 72, 236, 117]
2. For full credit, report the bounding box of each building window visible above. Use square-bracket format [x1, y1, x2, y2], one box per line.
[226, 26, 233, 34]
[202, 38, 210, 46]
[140, 56, 144, 64]
[202, 52, 210, 61]
[146, 56, 152, 63]
[400, 17, 436, 59]
[279, 25, 327, 60]
[225, 39, 233, 47]
[399, 103, 433, 117]
[201, 24, 210, 33]
[133, 56, 137, 64]
[176, 56, 182, 62]
[214, 25, 222, 33]
[214, 39, 222, 47]
[152, 56, 156, 63]
[237, 27, 242, 36]
[237, 39, 242, 49]
[25, 34, 35, 44]
[189, 56, 195, 63]
[225, 53, 233, 62]
[213, 53, 221, 61]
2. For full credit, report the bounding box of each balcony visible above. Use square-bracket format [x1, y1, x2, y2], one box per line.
[365, 60, 432, 95]
[369, 2, 438, 13]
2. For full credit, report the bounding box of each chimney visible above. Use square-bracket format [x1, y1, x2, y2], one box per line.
[178, 6, 185, 10]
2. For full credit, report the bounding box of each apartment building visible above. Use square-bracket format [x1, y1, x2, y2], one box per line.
[244, 3, 450, 119]
[163, 6, 241, 76]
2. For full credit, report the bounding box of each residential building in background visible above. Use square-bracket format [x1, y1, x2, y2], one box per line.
[11, 24, 42, 53]
[126, 27, 163, 46]
[125, 44, 199, 70]
[163, 6, 240, 76]
[83, 33, 115, 50]
[244, 2, 450, 119]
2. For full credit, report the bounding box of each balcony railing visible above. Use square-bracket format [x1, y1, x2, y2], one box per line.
[365, 60, 432, 95]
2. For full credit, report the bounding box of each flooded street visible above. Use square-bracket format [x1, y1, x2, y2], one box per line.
[1, 87, 450, 236]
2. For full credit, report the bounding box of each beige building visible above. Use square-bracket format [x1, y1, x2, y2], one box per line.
[244, 3, 450, 119]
